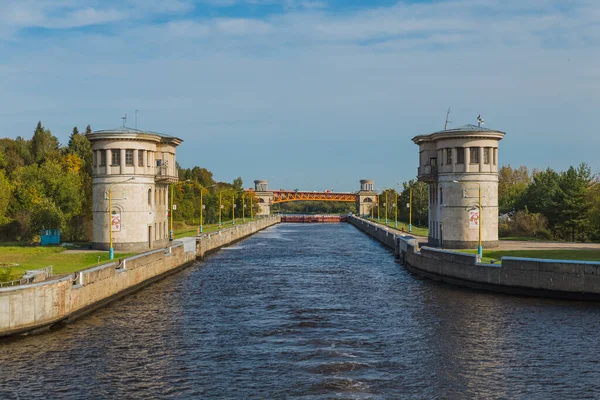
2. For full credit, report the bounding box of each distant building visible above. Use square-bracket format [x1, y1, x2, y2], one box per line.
[412, 124, 505, 249]
[356, 180, 377, 216]
[87, 127, 182, 251]
[254, 180, 272, 215]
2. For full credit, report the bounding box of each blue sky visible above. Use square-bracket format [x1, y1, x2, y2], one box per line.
[1, 0, 599, 191]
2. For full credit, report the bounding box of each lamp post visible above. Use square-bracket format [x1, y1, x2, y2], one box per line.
[383, 201, 387, 225]
[377, 194, 380, 222]
[107, 177, 135, 260]
[453, 180, 483, 258]
[232, 193, 236, 226]
[250, 196, 254, 221]
[395, 183, 401, 229]
[219, 191, 223, 229]
[200, 184, 215, 233]
[409, 182, 413, 233]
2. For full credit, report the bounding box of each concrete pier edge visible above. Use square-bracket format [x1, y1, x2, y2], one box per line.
[348, 215, 600, 301]
[0, 216, 280, 338]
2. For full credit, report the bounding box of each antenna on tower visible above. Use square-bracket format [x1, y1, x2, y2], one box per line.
[444, 107, 451, 130]
[121, 113, 127, 127]
[477, 114, 484, 127]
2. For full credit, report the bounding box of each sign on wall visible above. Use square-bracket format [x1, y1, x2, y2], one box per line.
[469, 209, 479, 229]
[111, 213, 121, 232]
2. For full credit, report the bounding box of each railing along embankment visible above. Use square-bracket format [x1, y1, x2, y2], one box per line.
[349, 215, 600, 301]
[0, 216, 280, 338]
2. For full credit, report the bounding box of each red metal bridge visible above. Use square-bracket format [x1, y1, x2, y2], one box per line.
[271, 190, 357, 204]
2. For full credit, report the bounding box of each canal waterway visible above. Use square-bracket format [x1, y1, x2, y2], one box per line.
[2, 223, 600, 399]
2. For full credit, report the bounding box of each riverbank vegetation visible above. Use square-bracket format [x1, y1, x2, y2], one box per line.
[0, 246, 135, 281]
[498, 164, 600, 242]
[0, 121, 255, 244]
[463, 249, 600, 264]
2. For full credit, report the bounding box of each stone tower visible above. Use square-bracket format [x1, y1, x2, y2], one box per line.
[254, 180, 273, 216]
[87, 127, 182, 252]
[356, 180, 377, 217]
[412, 124, 504, 249]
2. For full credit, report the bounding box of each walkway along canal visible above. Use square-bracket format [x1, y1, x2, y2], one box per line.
[2, 223, 600, 399]
[0, 216, 280, 338]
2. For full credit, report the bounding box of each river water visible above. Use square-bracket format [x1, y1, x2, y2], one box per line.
[2, 223, 600, 399]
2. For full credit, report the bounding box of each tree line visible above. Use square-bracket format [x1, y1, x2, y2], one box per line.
[0, 122, 93, 241]
[372, 180, 429, 227]
[0, 121, 254, 242]
[498, 164, 599, 241]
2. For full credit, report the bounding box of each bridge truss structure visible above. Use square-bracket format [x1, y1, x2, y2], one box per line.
[271, 191, 357, 204]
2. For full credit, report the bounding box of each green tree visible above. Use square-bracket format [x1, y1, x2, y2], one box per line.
[556, 163, 593, 241]
[0, 170, 12, 224]
[498, 165, 530, 213]
[519, 168, 561, 235]
[30, 121, 59, 163]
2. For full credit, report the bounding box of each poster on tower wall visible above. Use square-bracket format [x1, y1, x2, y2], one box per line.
[469, 209, 479, 230]
[111, 213, 121, 232]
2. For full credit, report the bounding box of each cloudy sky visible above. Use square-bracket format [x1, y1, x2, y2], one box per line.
[1, 0, 599, 191]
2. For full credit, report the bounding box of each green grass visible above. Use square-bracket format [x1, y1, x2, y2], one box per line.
[500, 236, 546, 242]
[461, 249, 600, 264]
[174, 218, 262, 239]
[0, 246, 136, 281]
[366, 218, 429, 237]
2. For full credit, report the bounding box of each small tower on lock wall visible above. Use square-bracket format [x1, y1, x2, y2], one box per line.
[87, 127, 182, 252]
[356, 180, 377, 217]
[254, 180, 273, 216]
[412, 123, 505, 249]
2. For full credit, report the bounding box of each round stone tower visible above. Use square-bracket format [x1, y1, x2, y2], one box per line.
[356, 179, 377, 217]
[254, 180, 273, 216]
[412, 124, 505, 249]
[87, 127, 182, 252]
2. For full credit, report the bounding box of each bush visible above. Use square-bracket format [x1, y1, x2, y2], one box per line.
[0, 266, 12, 282]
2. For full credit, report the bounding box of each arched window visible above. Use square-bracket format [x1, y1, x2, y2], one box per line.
[148, 189, 152, 206]
[259, 198, 265, 203]
[363, 198, 373, 203]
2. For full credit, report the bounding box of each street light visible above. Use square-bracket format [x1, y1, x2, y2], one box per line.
[107, 176, 135, 260]
[232, 193, 236, 226]
[453, 180, 483, 258]
[395, 182, 401, 229]
[219, 191, 223, 229]
[409, 181, 413, 233]
[200, 184, 216, 233]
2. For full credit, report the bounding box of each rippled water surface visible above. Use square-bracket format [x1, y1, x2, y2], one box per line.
[2, 223, 600, 399]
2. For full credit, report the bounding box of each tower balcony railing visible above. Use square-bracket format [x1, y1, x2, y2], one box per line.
[417, 165, 438, 181]
[155, 165, 178, 183]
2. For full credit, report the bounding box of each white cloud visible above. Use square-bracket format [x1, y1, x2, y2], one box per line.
[0, 0, 599, 188]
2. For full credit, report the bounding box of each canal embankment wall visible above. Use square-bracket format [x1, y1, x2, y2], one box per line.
[0, 216, 280, 337]
[349, 216, 600, 300]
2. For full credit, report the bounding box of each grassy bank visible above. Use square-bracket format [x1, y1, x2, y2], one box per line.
[0, 246, 136, 281]
[174, 218, 264, 239]
[462, 249, 600, 264]
[366, 217, 429, 237]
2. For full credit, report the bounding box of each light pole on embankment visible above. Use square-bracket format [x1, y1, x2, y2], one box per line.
[232, 193, 236, 226]
[377, 192, 380, 223]
[200, 184, 216, 233]
[107, 177, 135, 260]
[453, 180, 483, 258]
[395, 183, 400, 229]
[409, 182, 413, 233]
[219, 191, 223, 229]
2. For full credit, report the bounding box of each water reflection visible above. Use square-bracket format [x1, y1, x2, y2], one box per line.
[1, 224, 600, 399]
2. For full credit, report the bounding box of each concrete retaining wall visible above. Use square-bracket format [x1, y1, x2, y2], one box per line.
[349, 215, 600, 300]
[347, 217, 397, 249]
[0, 216, 280, 337]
